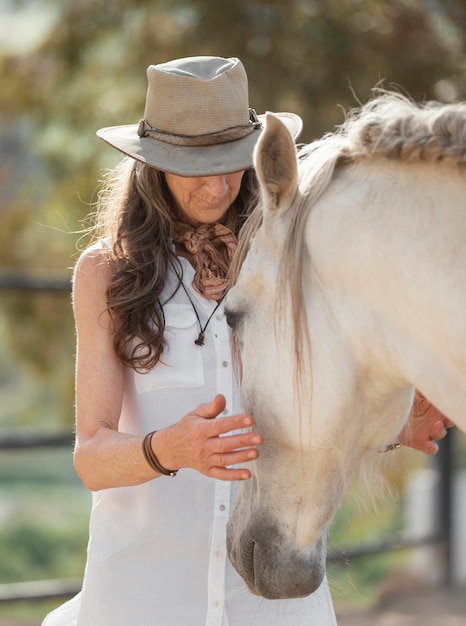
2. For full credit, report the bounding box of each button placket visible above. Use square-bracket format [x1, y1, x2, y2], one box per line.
[205, 305, 233, 625]
[205, 480, 230, 626]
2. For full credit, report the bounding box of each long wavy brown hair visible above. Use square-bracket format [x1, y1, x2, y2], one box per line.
[89, 157, 258, 371]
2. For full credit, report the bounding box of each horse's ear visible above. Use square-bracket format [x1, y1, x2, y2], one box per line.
[253, 112, 298, 214]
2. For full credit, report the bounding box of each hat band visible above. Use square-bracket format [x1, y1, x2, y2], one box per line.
[137, 109, 262, 147]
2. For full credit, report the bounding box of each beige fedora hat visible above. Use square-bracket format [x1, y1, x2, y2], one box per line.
[97, 56, 303, 177]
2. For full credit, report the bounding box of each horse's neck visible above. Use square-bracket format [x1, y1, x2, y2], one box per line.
[307, 158, 466, 427]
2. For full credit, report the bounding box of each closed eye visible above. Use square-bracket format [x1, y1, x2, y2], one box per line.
[225, 308, 243, 331]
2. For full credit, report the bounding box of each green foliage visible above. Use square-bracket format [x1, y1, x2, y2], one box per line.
[327, 476, 405, 608]
[0, 523, 87, 583]
[329, 550, 407, 609]
[0, 449, 89, 584]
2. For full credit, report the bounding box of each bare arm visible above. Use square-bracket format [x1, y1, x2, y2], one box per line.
[72, 248, 262, 491]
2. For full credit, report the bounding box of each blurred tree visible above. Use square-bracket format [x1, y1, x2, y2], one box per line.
[0, 0, 465, 426]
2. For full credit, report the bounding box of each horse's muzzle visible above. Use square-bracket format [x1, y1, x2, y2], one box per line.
[227, 515, 327, 599]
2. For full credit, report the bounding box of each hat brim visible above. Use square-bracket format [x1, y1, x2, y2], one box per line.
[96, 113, 302, 177]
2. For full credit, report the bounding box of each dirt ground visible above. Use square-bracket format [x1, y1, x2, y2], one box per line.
[337, 586, 466, 626]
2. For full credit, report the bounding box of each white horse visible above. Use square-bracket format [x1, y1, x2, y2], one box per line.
[225, 94, 466, 600]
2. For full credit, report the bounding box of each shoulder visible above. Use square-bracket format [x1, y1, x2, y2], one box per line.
[73, 242, 114, 289]
[72, 242, 116, 316]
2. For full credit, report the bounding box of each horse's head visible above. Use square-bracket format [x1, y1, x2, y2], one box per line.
[225, 113, 414, 599]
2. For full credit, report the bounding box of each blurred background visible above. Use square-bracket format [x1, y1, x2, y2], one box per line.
[1, 0, 466, 623]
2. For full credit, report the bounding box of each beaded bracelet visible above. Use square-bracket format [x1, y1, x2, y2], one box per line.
[142, 431, 178, 477]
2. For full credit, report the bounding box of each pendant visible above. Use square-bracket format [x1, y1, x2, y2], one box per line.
[194, 332, 205, 346]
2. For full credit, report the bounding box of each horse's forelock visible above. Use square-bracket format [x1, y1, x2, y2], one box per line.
[229, 202, 263, 287]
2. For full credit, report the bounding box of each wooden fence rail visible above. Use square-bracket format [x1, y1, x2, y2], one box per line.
[0, 270, 454, 603]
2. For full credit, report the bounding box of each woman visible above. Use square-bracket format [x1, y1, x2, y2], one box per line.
[43, 56, 451, 626]
[42, 55, 338, 625]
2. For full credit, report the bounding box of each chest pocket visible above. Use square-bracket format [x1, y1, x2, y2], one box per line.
[134, 303, 204, 393]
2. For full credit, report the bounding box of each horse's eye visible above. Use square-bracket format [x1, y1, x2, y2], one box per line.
[225, 309, 242, 330]
[225, 310, 236, 329]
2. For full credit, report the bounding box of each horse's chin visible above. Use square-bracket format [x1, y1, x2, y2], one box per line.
[227, 516, 327, 600]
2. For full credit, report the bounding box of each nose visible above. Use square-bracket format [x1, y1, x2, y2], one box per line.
[205, 175, 229, 197]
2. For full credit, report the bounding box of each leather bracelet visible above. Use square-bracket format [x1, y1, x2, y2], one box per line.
[142, 431, 178, 477]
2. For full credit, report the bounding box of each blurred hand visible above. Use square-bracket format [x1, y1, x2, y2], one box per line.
[398, 391, 455, 455]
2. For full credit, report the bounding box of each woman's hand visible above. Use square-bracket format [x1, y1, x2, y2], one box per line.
[152, 394, 263, 480]
[398, 391, 455, 455]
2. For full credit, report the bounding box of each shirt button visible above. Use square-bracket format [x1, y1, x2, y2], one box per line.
[213, 600, 221, 608]
[222, 361, 229, 368]
[216, 550, 223, 558]
[222, 408, 229, 415]
[215, 313, 223, 321]
[219, 504, 226, 511]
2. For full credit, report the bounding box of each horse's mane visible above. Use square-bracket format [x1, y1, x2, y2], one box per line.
[298, 90, 466, 196]
[234, 91, 466, 280]
[231, 92, 466, 452]
[282, 92, 466, 382]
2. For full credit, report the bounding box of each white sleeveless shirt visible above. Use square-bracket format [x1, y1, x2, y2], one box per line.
[43, 256, 337, 626]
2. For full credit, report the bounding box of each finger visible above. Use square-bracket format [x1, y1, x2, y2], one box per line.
[211, 447, 260, 468]
[193, 396, 255, 434]
[430, 420, 447, 440]
[207, 465, 252, 481]
[425, 441, 439, 455]
[203, 412, 255, 437]
[195, 394, 226, 419]
[211, 431, 263, 454]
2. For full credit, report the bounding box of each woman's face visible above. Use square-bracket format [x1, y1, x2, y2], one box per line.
[165, 171, 245, 225]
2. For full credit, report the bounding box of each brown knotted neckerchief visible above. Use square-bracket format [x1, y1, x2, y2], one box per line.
[173, 220, 238, 301]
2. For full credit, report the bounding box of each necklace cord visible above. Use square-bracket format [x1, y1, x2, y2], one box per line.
[170, 259, 226, 346]
[179, 282, 226, 346]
